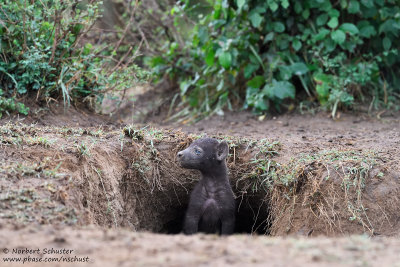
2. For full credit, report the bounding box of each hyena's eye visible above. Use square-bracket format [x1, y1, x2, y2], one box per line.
[194, 148, 201, 155]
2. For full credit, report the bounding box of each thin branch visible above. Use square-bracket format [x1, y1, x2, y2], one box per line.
[108, 46, 133, 75]
[22, 0, 28, 52]
[113, 0, 139, 54]
[48, 9, 60, 65]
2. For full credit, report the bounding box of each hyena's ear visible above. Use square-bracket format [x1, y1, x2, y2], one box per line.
[216, 141, 228, 162]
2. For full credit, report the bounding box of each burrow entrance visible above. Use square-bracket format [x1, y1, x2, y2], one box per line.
[119, 172, 271, 235]
[158, 192, 271, 235]
[73, 130, 275, 236]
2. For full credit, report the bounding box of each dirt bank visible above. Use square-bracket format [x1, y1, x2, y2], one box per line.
[1, 109, 400, 266]
[1, 114, 400, 235]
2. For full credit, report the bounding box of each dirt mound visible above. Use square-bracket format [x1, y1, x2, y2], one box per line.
[1, 121, 399, 237]
[269, 150, 400, 236]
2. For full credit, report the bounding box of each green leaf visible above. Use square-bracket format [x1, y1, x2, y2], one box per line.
[236, 0, 245, 9]
[363, 7, 378, 18]
[249, 12, 263, 28]
[218, 51, 232, 69]
[170, 6, 177, 15]
[290, 62, 308, 75]
[254, 6, 267, 13]
[292, 39, 302, 51]
[247, 75, 265, 89]
[361, 0, 374, 8]
[315, 81, 330, 97]
[217, 79, 224, 91]
[269, 2, 279, 12]
[314, 73, 333, 104]
[315, 84, 329, 104]
[205, 49, 215, 66]
[331, 29, 346, 44]
[327, 17, 338, 29]
[281, 0, 289, 9]
[17, 103, 29, 115]
[316, 14, 329, 26]
[197, 27, 208, 45]
[383, 37, 391, 50]
[294, 2, 302, 14]
[302, 9, 310, 19]
[273, 22, 285, 33]
[214, 4, 221, 19]
[189, 95, 199, 107]
[83, 43, 92, 55]
[180, 80, 191, 95]
[151, 56, 166, 67]
[314, 28, 330, 41]
[279, 66, 292, 80]
[348, 0, 360, 14]
[278, 37, 290, 50]
[244, 63, 259, 78]
[339, 23, 359, 35]
[18, 87, 27, 94]
[324, 38, 337, 52]
[328, 9, 340, 18]
[264, 32, 275, 43]
[359, 25, 376, 38]
[313, 73, 332, 86]
[245, 87, 259, 105]
[338, 91, 354, 106]
[263, 80, 295, 100]
[379, 19, 397, 34]
[255, 98, 269, 111]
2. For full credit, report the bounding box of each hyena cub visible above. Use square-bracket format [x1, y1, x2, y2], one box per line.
[177, 138, 235, 235]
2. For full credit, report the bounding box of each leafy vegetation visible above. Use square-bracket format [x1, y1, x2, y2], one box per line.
[1, 0, 398, 120]
[149, 0, 400, 120]
[0, 0, 148, 118]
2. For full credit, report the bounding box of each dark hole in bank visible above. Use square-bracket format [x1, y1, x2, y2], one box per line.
[159, 192, 271, 235]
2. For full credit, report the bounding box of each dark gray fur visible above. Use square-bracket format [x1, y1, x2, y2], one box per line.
[177, 138, 235, 235]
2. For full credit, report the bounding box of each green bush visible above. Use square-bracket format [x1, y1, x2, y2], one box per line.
[0, 0, 147, 118]
[0, 0, 101, 117]
[150, 0, 400, 119]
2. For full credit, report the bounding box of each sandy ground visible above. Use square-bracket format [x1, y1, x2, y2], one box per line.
[1, 225, 400, 267]
[164, 111, 400, 165]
